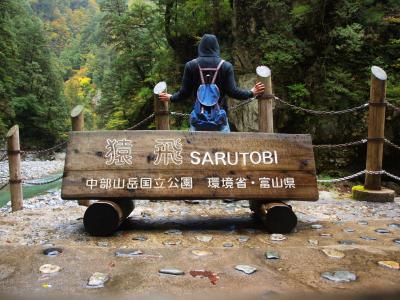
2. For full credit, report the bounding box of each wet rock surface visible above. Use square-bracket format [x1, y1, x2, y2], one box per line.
[0, 191, 399, 297]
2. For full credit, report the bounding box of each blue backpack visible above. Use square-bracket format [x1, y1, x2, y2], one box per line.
[190, 59, 228, 131]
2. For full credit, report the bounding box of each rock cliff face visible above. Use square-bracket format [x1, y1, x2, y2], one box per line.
[227, 74, 258, 132]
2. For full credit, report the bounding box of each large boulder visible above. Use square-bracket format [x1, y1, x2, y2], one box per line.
[227, 73, 258, 132]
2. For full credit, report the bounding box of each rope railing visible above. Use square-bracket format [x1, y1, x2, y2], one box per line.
[273, 96, 369, 115]
[313, 139, 368, 149]
[21, 140, 68, 156]
[0, 152, 8, 162]
[23, 174, 64, 186]
[0, 175, 63, 191]
[387, 99, 400, 112]
[317, 170, 400, 183]
[126, 113, 155, 130]
[384, 138, 400, 151]
[0, 181, 9, 191]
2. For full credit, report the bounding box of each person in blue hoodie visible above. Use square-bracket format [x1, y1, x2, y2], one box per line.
[159, 34, 265, 132]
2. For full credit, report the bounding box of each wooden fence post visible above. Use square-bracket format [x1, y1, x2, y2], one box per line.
[71, 105, 84, 132]
[71, 105, 90, 206]
[365, 66, 387, 190]
[353, 66, 394, 202]
[7, 125, 23, 212]
[153, 81, 170, 130]
[257, 66, 274, 133]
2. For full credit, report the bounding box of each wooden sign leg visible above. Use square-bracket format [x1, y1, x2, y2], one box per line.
[83, 200, 134, 236]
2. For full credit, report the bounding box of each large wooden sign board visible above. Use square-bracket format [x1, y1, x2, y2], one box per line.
[61, 130, 319, 201]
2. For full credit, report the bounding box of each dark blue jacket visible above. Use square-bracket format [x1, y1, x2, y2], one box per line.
[170, 34, 253, 105]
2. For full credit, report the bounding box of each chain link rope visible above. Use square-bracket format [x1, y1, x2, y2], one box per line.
[21, 140, 68, 155]
[313, 139, 367, 149]
[317, 170, 366, 183]
[23, 174, 63, 186]
[383, 171, 400, 182]
[170, 111, 190, 118]
[0, 152, 7, 162]
[384, 138, 400, 151]
[318, 169, 400, 183]
[126, 113, 155, 130]
[228, 98, 257, 112]
[387, 100, 400, 112]
[0, 182, 9, 191]
[273, 96, 369, 115]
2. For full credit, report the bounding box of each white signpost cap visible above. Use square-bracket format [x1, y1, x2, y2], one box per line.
[153, 81, 167, 95]
[371, 66, 387, 81]
[256, 66, 271, 78]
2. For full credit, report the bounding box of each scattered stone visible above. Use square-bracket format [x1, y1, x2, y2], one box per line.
[42, 283, 52, 288]
[115, 249, 143, 257]
[265, 251, 280, 259]
[270, 234, 286, 241]
[87, 272, 109, 288]
[339, 240, 357, 245]
[132, 235, 148, 241]
[39, 264, 61, 274]
[358, 221, 368, 226]
[375, 228, 391, 234]
[320, 233, 333, 238]
[97, 241, 109, 247]
[393, 239, 400, 245]
[191, 250, 213, 257]
[159, 268, 185, 276]
[43, 247, 63, 257]
[169, 207, 178, 212]
[360, 236, 377, 241]
[388, 223, 400, 229]
[196, 235, 213, 243]
[322, 249, 345, 259]
[241, 202, 250, 208]
[163, 240, 181, 246]
[321, 270, 357, 283]
[237, 236, 250, 243]
[190, 270, 219, 285]
[378, 261, 400, 270]
[308, 239, 319, 246]
[311, 224, 323, 230]
[343, 228, 355, 233]
[235, 265, 257, 275]
[223, 243, 233, 248]
[164, 229, 182, 235]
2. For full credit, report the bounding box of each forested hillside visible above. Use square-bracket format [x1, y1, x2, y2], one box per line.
[0, 0, 399, 172]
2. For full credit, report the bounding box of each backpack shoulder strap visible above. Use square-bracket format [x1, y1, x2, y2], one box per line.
[196, 59, 206, 84]
[197, 59, 225, 85]
[211, 60, 225, 84]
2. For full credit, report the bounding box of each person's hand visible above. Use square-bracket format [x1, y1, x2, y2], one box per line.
[251, 82, 265, 97]
[159, 92, 172, 102]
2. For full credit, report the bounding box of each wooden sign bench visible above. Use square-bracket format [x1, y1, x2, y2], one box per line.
[61, 130, 318, 236]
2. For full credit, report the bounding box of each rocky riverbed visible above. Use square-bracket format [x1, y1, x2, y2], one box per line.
[0, 187, 399, 298]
